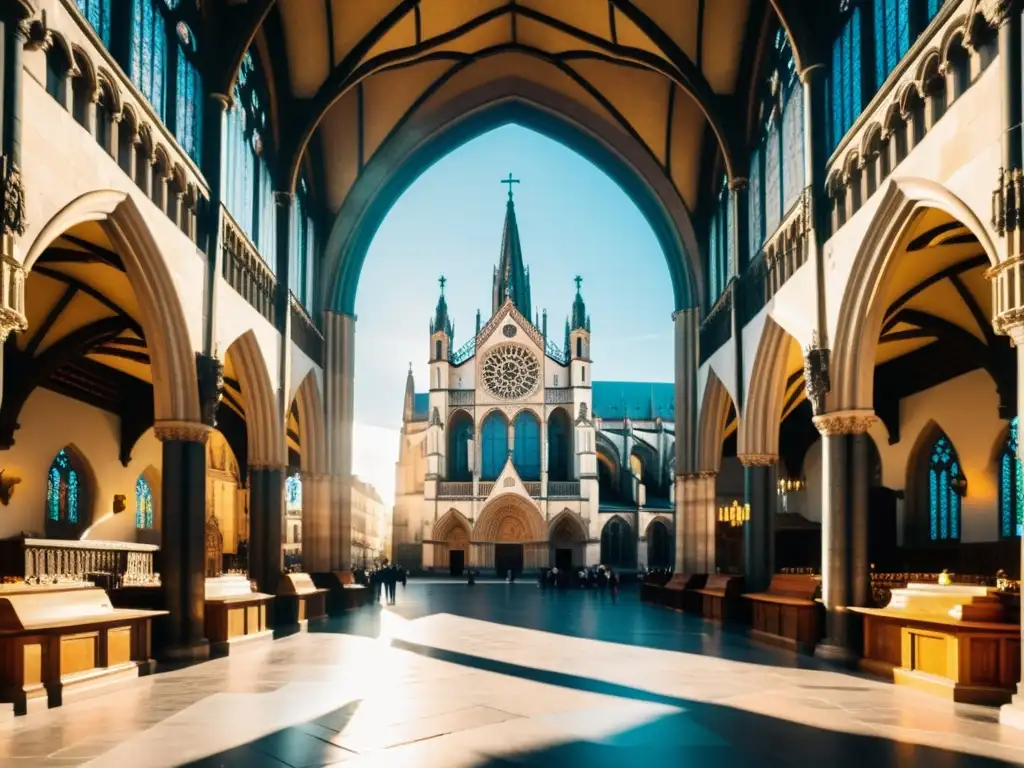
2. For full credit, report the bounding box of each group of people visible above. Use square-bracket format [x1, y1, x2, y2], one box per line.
[352, 562, 407, 605]
[539, 564, 621, 598]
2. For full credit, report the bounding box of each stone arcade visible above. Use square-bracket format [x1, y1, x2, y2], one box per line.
[2, 0, 1024, 761]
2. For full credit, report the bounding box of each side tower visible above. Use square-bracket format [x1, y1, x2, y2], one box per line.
[426, 277, 452, 488]
[568, 278, 598, 527]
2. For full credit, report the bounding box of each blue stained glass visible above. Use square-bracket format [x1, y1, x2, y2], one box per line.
[135, 475, 153, 529]
[67, 471, 79, 524]
[748, 149, 763, 255]
[873, 0, 911, 89]
[131, 0, 166, 121]
[175, 28, 203, 164]
[1000, 417, 1021, 538]
[48, 467, 61, 521]
[513, 412, 541, 481]
[764, 124, 781, 236]
[708, 213, 718, 304]
[481, 413, 508, 481]
[781, 85, 805, 213]
[76, 0, 112, 47]
[928, 434, 961, 541]
[927, 0, 943, 20]
[725, 185, 735, 278]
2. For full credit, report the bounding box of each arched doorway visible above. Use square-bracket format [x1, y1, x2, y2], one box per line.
[646, 519, 672, 569]
[600, 516, 633, 569]
[432, 509, 472, 576]
[549, 510, 588, 570]
[472, 494, 548, 575]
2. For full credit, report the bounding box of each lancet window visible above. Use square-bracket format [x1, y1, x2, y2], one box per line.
[225, 51, 277, 270]
[828, 5, 864, 152]
[130, 0, 167, 121]
[76, 0, 112, 47]
[290, 179, 317, 309]
[481, 412, 508, 481]
[135, 475, 154, 529]
[1000, 418, 1022, 539]
[512, 411, 541, 482]
[175, 22, 203, 164]
[47, 448, 81, 525]
[927, 432, 962, 541]
[448, 412, 473, 482]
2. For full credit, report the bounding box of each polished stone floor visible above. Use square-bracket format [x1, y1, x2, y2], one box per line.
[3, 581, 1024, 766]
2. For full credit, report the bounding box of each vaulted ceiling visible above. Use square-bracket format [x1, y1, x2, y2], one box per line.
[252, 0, 809, 214]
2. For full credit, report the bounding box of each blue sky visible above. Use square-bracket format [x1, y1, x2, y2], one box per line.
[352, 125, 675, 503]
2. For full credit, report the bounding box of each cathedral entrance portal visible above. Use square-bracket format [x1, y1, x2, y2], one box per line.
[555, 549, 573, 570]
[495, 544, 524, 579]
[471, 494, 548, 573]
[449, 550, 465, 577]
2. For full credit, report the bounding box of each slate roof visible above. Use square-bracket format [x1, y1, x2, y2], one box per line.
[592, 381, 674, 421]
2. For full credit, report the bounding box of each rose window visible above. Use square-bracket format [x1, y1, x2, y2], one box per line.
[481, 344, 540, 400]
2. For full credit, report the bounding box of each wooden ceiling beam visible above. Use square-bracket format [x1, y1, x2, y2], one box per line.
[24, 284, 77, 358]
[31, 265, 144, 337]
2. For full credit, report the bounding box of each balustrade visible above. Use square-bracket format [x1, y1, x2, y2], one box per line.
[548, 481, 581, 497]
[449, 390, 474, 406]
[544, 389, 572, 404]
[523, 482, 541, 496]
[0, 537, 159, 586]
[478, 481, 495, 496]
[290, 293, 324, 365]
[438, 482, 473, 498]
[222, 207, 277, 326]
[989, 255, 1024, 336]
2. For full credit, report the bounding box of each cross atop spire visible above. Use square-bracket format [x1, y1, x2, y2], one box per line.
[501, 173, 520, 201]
[438, 275, 446, 294]
[574, 275, 582, 293]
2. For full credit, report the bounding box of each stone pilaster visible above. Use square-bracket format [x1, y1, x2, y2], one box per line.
[248, 462, 285, 594]
[739, 454, 777, 593]
[324, 311, 355, 570]
[812, 409, 875, 664]
[155, 420, 211, 661]
[675, 471, 717, 574]
[300, 472, 332, 574]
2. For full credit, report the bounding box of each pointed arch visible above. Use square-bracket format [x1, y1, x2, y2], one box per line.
[738, 317, 797, 458]
[548, 508, 588, 542]
[697, 369, 736, 471]
[512, 409, 541, 481]
[224, 330, 285, 468]
[996, 417, 1021, 539]
[645, 515, 673, 569]
[447, 410, 473, 482]
[480, 410, 509, 481]
[292, 370, 327, 475]
[905, 420, 964, 543]
[22, 190, 200, 424]
[547, 407, 573, 482]
[832, 178, 999, 413]
[44, 444, 94, 539]
[473, 494, 547, 542]
[600, 514, 634, 568]
[433, 508, 472, 542]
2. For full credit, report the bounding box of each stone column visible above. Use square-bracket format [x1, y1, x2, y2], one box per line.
[673, 308, 699, 570]
[300, 472, 331, 574]
[324, 310, 355, 571]
[156, 420, 211, 661]
[811, 409, 875, 664]
[740, 454, 777, 592]
[248, 463, 285, 593]
[274, 191, 292, 414]
[675, 471, 717, 574]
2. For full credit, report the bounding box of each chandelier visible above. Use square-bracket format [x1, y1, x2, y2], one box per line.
[718, 500, 750, 528]
[777, 478, 805, 495]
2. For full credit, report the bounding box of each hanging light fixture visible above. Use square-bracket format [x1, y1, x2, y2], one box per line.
[718, 500, 750, 527]
[777, 478, 805, 495]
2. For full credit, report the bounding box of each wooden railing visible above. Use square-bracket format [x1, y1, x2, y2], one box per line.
[548, 481, 581, 497]
[290, 293, 323, 366]
[221, 207, 277, 326]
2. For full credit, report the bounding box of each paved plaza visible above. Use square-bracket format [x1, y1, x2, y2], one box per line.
[3, 582, 1024, 766]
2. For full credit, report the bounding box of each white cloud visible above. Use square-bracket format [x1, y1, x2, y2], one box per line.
[352, 422, 401, 508]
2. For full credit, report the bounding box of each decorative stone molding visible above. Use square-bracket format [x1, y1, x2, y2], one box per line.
[812, 410, 877, 436]
[802, 333, 831, 417]
[154, 420, 212, 444]
[21, 10, 50, 51]
[678, 471, 718, 481]
[1, 156, 26, 240]
[0, 254, 27, 343]
[737, 454, 778, 468]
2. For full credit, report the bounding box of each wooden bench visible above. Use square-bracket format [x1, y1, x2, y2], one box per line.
[693, 575, 744, 621]
[313, 571, 372, 615]
[659, 573, 706, 611]
[204, 576, 274, 655]
[0, 586, 166, 716]
[743, 573, 822, 653]
[640, 573, 671, 603]
[276, 573, 328, 628]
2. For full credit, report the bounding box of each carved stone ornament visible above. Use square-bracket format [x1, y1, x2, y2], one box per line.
[802, 337, 831, 417]
[195, 353, 224, 427]
[812, 409, 877, 436]
[738, 454, 779, 468]
[112, 494, 126, 514]
[21, 10, 51, 52]
[0, 254, 27, 343]
[430, 406, 442, 427]
[154, 420, 212, 444]
[575, 401, 592, 426]
[973, 0, 1024, 28]
[1, 155, 26, 239]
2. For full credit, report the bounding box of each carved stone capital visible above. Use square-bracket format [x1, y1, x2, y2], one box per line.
[812, 409, 877, 436]
[738, 454, 778, 468]
[154, 420, 211, 444]
[802, 342, 831, 417]
[1, 156, 26, 239]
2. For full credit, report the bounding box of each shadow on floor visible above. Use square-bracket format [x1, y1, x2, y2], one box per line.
[182, 637, 1017, 768]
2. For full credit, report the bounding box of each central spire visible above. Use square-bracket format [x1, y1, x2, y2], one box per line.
[492, 175, 532, 318]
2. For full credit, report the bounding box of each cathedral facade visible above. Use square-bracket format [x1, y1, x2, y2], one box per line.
[392, 191, 675, 575]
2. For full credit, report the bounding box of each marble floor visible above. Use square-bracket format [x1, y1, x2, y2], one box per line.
[3, 582, 1024, 767]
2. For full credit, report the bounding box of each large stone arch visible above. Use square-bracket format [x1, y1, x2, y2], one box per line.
[22, 190, 199, 424]
[473, 494, 547, 542]
[323, 77, 701, 316]
[291, 371, 327, 475]
[831, 178, 999, 413]
[738, 317, 797, 459]
[223, 330, 284, 468]
[434, 508, 473, 542]
[290, 370, 329, 571]
[697, 369, 737, 472]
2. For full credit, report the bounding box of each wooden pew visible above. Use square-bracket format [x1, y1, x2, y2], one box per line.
[276, 573, 328, 628]
[204, 576, 274, 655]
[743, 573, 822, 653]
[0, 586, 166, 716]
[659, 573, 706, 611]
[640, 572, 670, 603]
[693, 575, 744, 621]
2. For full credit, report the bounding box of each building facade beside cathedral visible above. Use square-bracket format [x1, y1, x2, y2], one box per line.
[392, 189, 676, 575]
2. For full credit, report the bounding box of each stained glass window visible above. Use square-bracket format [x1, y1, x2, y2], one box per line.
[481, 413, 508, 481]
[286, 473, 302, 512]
[76, 0, 112, 47]
[448, 413, 473, 482]
[748, 148, 763, 256]
[547, 410, 571, 482]
[135, 475, 153, 529]
[781, 85, 805, 213]
[764, 122, 782, 237]
[175, 23, 203, 164]
[1000, 418, 1022, 538]
[47, 449, 81, 525]
[829, 8, 863, 152]
[290, 181, 316, 310]
[928, 433, 961, 541]
[873, 0, 911, 89]
[513, 411, 541, 481]
[129, 0, 167, 121]
[927, 0, 944, 20]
